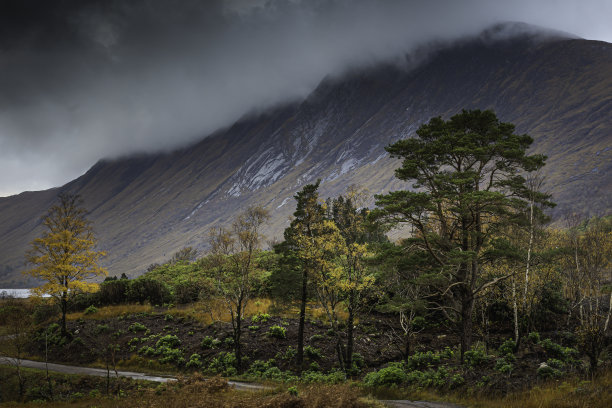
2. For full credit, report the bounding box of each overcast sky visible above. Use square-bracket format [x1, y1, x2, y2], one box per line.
[1, 0, 611, 197]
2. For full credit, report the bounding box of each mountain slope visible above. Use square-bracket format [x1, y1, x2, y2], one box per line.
[1, 30, 611, 287]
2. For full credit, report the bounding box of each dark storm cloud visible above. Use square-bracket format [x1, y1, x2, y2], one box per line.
[1, 0, 610, 196]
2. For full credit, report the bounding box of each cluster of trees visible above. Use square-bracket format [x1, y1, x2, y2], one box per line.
[24, 109, 611, 376]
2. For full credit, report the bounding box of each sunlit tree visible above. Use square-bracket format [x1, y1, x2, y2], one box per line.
[25, 192, 107, 336]
[208, 206, 269, 373]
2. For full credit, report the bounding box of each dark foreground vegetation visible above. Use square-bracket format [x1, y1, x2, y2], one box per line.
[2, 110, 611, 406]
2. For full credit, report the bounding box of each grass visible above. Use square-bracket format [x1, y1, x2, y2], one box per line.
[0, 371, 381, 407]
[370, 369, 612, 408]
[66, 304, 154, 321]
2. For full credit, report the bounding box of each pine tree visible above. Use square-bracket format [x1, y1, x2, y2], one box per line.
[25, 192, 107, 336]
[374, 109, 552, 361]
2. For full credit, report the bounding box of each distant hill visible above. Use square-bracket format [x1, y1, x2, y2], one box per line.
[1, 26, 611, 287]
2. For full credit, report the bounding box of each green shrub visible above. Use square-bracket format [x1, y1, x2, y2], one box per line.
[539, 338, 578, 362]
[287, 386, 298, 397]
[251, 312, 271, 323]
[304, 345, 322, 359]
[309, 334, 324, 342]
[84, 305, 98, 315]
[138, 346, 156, 356]
[186, 353, 202, 369]
[418, 367, 449, 388]
[128, 322, 147, 332]
[528, 331, 540, 343]
[95, 324, 110, 334]
[449, 373, 465, 389]
[464, 345, 490, 367]
[498, 338, 516, 356]
[301, 369, 346, 384]
[159, 346, 184, 365]
[546, 358, 565, 370]
[156, 334, 181, 349]
[207, 352, 237, 376]
[278, 346, 296, 361]
[352, 352, 365, 370]
[406, 350, 441, 370]
[248, 359, 276, 377]
[268, 325, 287, 339]
[363, 364, 407, 387]
[127, 277, 173, 306]
[494, 358, 514, 374]
[201, 336, 220, 350]
[537, 364, 562, 379]
[248, 325, 260, 331]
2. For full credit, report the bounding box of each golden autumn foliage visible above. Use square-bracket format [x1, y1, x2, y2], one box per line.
[24, 192, 106, 335]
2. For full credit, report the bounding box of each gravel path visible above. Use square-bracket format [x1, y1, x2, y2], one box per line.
[0, 356, 264, 391]
[1, 356, 465, 405]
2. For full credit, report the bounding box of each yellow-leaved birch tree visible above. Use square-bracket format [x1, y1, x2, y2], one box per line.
[25, 192, 107, 336]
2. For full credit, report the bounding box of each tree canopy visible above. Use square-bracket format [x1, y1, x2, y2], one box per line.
[25, 192, 107, 336]
[374, 109, 553, 359]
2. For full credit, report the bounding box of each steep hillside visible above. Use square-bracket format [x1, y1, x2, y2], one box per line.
[1, 30, 611, 287]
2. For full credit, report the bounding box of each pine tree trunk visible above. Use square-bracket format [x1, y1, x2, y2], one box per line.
[296, 268, 308, 372]
[460, 296, 474, 363]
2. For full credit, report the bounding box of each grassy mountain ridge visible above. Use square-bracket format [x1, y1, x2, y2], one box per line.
[1, 32, 611, 287]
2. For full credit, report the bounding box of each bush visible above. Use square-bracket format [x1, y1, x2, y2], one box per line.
[251, 313, 271, 323]
[304, 345, 322, 359]
[127, 277, 173, 306]
[539, 338, 578, 362]
[498, 338, 516, 356]
[301, 369, 346, 384]
[406, 350, 441, 370]
[528, 331, 540, 343]
[98, 278, 130, 305]
[156, 335, 181, 349]
[449, 373, 465, 389]
[464, 345, 490, 367]
[207, 352, 237, 376]
[33, 303, 59, 324]
[186, 353, 202, 369]
[363, 364, 407, 387]
[201, 336, 221, 350]
[159, 346, 184, 365]
[128, 322, 147, 332]
[494, 358, 513, 374]
[268, 325, 287, 339]
[83, 305, 98, 315]
[537, 364, 562, 379]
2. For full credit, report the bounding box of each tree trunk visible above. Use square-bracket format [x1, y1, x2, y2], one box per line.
[345, 293, 355, 372]
[512, 278, 519, 342]
[60, 295, 68, 337]
[459, 296, 474, 363]
[404, 333, 411, 361]
[296, 268, 308, 372]
[235, 307, 243, 374]
[604, 292, 612, 332]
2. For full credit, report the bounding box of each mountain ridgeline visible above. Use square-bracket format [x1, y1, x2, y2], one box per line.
[1, 30, 611, 286]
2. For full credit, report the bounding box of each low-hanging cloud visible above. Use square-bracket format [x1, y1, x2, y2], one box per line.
[1, 0, 611, 197]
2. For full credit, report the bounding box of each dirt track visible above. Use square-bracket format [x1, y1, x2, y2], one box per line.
[1, 356, 465, 406]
